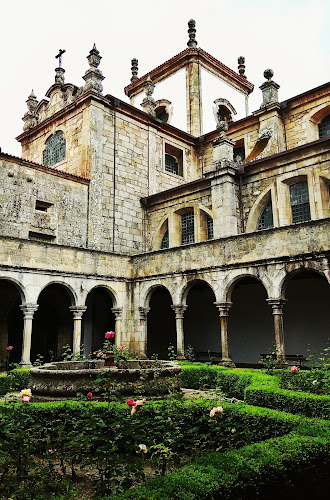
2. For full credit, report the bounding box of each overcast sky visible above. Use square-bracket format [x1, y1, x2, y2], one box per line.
[1, 0, 329, 156]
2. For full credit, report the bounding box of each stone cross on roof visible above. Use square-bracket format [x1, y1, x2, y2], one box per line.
[55, 49, 66, 68]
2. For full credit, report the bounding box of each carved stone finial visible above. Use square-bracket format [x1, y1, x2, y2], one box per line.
[260, 69, 280, 108]
[238, 56, 246, 77]
[55, 49, 66, 85]
[22, 90, 39, 131]
[141, 76, 156, 116]
[187, 19, 197, 48]
[131, 58, 139, 82]
[82, 44, 105, 94]
[264, 68, 274, 81]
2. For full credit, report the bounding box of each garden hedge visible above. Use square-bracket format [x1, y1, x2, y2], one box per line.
[180, 363, 330, 419]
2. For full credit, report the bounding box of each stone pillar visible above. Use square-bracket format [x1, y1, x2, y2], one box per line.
[69, 306, 87, 355]
[19, 304, 39, 367]
[186, 59, 203, 136]
[214, 302, 235, 367]
[267, 299, 287, 363]
[112, 307, 123, 346]
[139, 307, 150, 356]
[171, 305, 188, 360]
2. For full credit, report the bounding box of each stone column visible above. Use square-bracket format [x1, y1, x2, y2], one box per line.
[267, 299, 287, 363]
[69, 306, 87, 355]
[19, 304, 39, 367]
[214, 302, 235, 367]
[139, 307, 150, 357]
[186, 59, 202, 136]
[112, 307, 123, 347]
[171, 305, 188, 360]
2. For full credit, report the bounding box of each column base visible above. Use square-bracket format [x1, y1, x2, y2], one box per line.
[218, 358, 236, 368]
[19, 361, 32, 368]
[176, 354, 185, 361]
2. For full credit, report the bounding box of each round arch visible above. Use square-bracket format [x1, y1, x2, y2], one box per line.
[0, 278, 25, 367]
[37, 280, 77, 306]
[280, 269, 330, 359]
[82, 286, 117, 356]
[183, 280, 219, 359]
[32, 283, 74, 363]
[224, 272, 271, 303]
[180, 278, 216, 306]
[146, 285, 176, 359]
[246, 184, 276, 233]
[227, 276, 274, 366]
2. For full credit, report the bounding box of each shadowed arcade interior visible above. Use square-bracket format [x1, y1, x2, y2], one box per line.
[147, 287, 176, 359]
[0, 279, 23, 368]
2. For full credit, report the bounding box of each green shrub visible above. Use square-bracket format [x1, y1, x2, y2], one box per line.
[7, 367, 31, 390]
[110, 433, 330, 499]
[277, 369, 330, 395]
[0, 375, 11, 396]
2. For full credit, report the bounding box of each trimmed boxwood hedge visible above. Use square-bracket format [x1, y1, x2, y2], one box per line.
[180, 363, 330, 419]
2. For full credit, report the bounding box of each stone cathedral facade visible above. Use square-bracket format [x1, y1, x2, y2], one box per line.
[0, 21, 329, 369]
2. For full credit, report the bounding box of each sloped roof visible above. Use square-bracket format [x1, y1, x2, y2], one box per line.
[125, 47, 254, 98]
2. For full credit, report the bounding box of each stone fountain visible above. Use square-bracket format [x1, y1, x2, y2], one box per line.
[30, 359, 182, 397]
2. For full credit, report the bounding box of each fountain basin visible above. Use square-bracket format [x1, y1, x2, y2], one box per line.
[30, 359, 182, 397]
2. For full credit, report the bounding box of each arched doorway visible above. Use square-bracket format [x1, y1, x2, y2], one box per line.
[82, 287, 116, 356]
[32, 284, 73, 363]
[147, 287, 176, 359]
[283, 270, 330, 359]
[184, 281, 219, 359]
[228, 277, 273, 366]
[0, 279, 24, 368]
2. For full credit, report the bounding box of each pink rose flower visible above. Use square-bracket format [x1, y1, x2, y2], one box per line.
[7, 346, 13, 351]
[291, 365, 298, 373]
[87, 392, 93, 399]
[105, 331, 115, 339]
[118, 345, 124, 350]
[22, 395, 31, 402]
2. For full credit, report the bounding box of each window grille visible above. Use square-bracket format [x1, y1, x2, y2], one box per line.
[43, 131, 66, 166]
[290, 182, 311, 223]
[181, 211, 194, 245]
[318, 115, 330, 138]
[165, 154, 179, 175]
[160, 228, 169, 249]
[234, 146, 245, 162]
[258, 200, 273, 230]
[207, 215, 214, 239]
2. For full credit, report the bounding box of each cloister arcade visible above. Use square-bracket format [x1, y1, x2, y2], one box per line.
[0, 260, 329, 369]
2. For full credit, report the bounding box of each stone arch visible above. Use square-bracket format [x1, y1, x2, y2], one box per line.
[82, 285, 117, 356]
[224, 271, 271, 303]
[246, 184, 276, 232]
[227, 275, 274, 365]
[279, 263, 326, 299]
[182, 279, 220, 359]
[146, 285, 176, 359]
[180, 277, 216, 306]
[32, 282, 74, 363]
[305, 103, 330, 142]
[151, 216, 170, 250]
[0, 278, 26, 367]
[38, 280, 77, 306]
[280, 268, 330, 359]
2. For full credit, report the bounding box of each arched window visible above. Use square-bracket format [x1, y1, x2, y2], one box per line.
[207, 215, 214, 240]
[165, 154, 179, 175]
[290, 181, 310, 223]
[318, 115, 330, 138]
[160, 228, 169, 249]
[258, 200, 273, 230]
[43, 131, 66, 166]
[181, 211, 194, 245]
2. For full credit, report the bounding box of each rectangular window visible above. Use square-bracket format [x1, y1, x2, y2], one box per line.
[164, 143, 183, 176]
[207, 215, 214, 240]
[181, 211, 194, 245]
[35, 200, 53, 212]
[290, 182, 311, 223]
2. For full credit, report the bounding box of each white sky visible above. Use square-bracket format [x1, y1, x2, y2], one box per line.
[1, 0, 329, 156]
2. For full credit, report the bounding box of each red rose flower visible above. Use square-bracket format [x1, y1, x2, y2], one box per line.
[105, 331, 115, 339]
[291, 365, 298, 373]
[87, 392, 93, 399]
[126, 399, 136, 407]
[7, 346, 13, 351]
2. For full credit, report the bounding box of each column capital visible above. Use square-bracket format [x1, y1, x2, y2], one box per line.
[111, 307, 123, 320]
[214, 301, 232, 317]
[171, 304, 188, 319]
[19, 303, 39, 319]
[267, 299, 287, 314]
[139, 307, 150, 322]
[69, 305, 87, 320]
